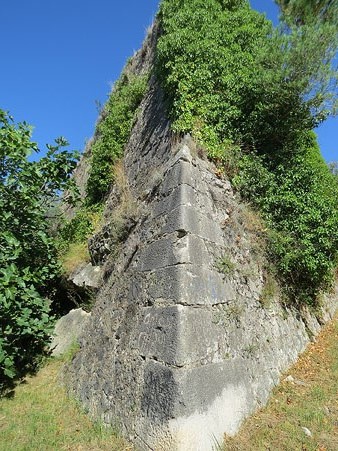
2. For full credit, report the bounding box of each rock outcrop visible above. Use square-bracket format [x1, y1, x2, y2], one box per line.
[66, 24, 337, 450]
[50, 308, 91, 357]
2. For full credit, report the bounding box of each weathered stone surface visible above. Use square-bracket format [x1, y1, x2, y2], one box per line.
[50, 308, 91, 356]
[65, 23, 338, 451]
[70, 263, 102, 289]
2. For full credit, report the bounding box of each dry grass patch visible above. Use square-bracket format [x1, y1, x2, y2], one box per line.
[0, 359, 132, 451]
[112, 159, 138, 219]
[61, 242, 91, 276]
[223, 315, 338, 451]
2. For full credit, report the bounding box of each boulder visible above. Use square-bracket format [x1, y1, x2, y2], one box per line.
[50, 308, 91, 357]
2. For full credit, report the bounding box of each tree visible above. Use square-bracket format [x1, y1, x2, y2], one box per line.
[275, 0, 337, 25]
[240, 0, 338, 156]
[0, 110, 78, 392]
[157, 0, 337, 152]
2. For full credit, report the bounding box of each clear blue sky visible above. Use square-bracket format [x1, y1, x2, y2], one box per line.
[0, 0, 336, 162]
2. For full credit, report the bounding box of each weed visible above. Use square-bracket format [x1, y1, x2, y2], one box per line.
[226, 304, 244, 321]
[212, 303, 244, 327]
[243, 343, 259, 357]
[216, 254, 236, 275]
[56, 339, 81, 363]
[113, 159, 139, 220]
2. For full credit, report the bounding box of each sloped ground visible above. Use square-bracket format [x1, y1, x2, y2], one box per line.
[0, 315, 337, 451]
[0, 357, 131, 451]
[223, 314, 338, 451]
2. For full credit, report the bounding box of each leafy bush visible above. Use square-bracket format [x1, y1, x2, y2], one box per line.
[157, 0, 338, 304]
[0, 110, 78, 392]
[157, 0, 271, 151]
[157, 0, 337, 155]
[86, 73, 148, 205]
[0, 265, 52, 385]
[58, 205, 102, 246]
[235, 132, 338, 304]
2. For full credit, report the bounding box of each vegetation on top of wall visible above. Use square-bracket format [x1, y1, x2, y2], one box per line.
[157, 0, 337, 155]
[157, 0, 272, 158]
[234, 132, 338, 304]
[86, 73, 148, 206]
[157, 0, 338, 305]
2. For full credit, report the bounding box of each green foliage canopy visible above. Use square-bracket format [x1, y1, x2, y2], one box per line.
[276, 0, 338, 25]
[157, 0, 338, 304]
[0, 110, 79, 391]
[157, 0, 337, 154]
[157, 0, 271, 155]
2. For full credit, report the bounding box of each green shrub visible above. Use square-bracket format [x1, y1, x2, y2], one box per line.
[0, 110, 78, 392]
[157, 0, 271, 154]
[58, 205, 102, 246]
[86, 73, 148, 205]
[216, 255, 236, 275]
[0, 264, 53, 389]
[235, 132, 338, 304]
[157, 0, 338, 305]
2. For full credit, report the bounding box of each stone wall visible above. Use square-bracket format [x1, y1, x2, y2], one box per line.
[66, 24, 337, 451]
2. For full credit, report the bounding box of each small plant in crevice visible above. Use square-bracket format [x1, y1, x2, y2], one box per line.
[226, 303, 244, 322]
[56, 339, 81, 363]
[212, 303, 244, 328]
[216, 254, 236, 275]
[243, 343, 259, 358]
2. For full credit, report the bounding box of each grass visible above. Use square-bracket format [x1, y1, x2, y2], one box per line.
[61, 242, 91, 276]
[0, 358, 132, 451]
[58, 204, 103, 276]
[1, 318, 338, 450]
[223, 314, 338, 450]
[216, 254, 236, 275]
[259, 272, 279, 308]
